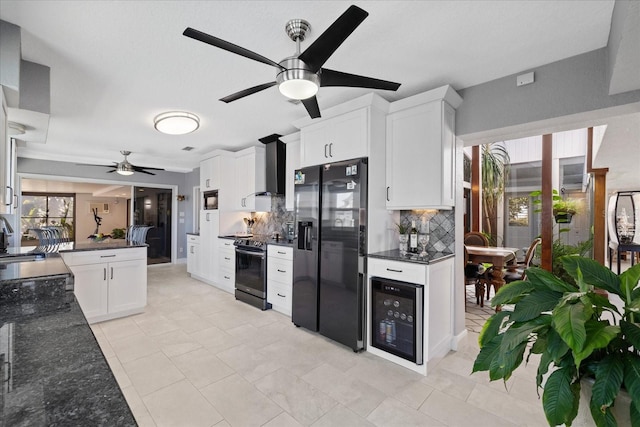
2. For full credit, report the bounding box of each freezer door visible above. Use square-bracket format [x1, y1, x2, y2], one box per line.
[318, 158, 367, 350]
[292, 167, 320, 331]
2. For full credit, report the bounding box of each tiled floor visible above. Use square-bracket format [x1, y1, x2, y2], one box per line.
[91, 264, 550, 427]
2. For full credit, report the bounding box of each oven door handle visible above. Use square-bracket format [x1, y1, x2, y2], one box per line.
[235, 249, 266, 258]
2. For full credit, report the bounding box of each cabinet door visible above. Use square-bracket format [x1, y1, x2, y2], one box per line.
[199, 210, 219, 281]
[71, 263, 109, 319]
[301, 108, 367, 167]
[200, 156, 221, 190]
[386, 101, 449, 209]
[0, 91, 11, 214]
[285, 137, 301, 211]
[108, 259, 147, 313]
[234, 153, 254, 210]
[187, 242, 200, 275]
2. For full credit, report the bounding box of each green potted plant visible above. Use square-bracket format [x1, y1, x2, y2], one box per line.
[530, 189, 582, 224]
[472, 256, 640, 426]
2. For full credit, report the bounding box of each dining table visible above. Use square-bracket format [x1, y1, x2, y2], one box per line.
[465, 245, 519, 310]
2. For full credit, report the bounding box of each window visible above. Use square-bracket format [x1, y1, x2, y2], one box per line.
[508, 196, 529, 226]
[21, 193, 75, 245]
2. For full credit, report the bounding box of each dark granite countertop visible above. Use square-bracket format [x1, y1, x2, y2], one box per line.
[1, 271, 136, 425]
[368, 249, 454, 265]
[57, 240, 147, 252]
[0, 256, 71, 283]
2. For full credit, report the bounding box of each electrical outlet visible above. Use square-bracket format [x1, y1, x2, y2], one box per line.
[516, 71, 534, 87]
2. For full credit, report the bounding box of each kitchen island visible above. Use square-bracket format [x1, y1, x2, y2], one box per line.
[0, 254, 136, 426]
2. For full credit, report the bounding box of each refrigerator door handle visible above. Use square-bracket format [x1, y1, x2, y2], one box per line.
[305, 225, 312, 250]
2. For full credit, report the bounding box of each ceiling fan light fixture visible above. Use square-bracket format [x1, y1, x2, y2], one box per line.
[116, 162, 134, 176]
[277, 69, 319, 100]
[154, 111, 200, 135]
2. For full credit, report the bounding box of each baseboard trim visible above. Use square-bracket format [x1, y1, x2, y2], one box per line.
[451, 329, 468, 351]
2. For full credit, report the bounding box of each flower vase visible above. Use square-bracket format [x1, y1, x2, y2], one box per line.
[399, 234, 408, 254]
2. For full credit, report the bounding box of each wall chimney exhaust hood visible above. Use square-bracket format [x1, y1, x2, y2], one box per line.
[259, 133, 286, 196]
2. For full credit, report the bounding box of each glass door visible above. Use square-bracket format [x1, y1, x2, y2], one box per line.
[133, 187, 172, 264]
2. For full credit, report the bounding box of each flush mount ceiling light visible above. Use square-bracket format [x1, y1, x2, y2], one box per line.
[153, 111, 200, 135]
[8, 121, 26, 136]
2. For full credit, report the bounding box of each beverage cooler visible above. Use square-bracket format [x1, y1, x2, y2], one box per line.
[370, 277, 423, 364]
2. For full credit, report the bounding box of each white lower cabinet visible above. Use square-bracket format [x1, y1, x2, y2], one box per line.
[267, 245, 293, 316]
[217, 238, 235, 294]
[61, 247, 147, 324]
[367, 256, 454, 375]
[187, 234, 200, 276]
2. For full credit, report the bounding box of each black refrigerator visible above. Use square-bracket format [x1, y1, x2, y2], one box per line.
[292, 158, 367, 351]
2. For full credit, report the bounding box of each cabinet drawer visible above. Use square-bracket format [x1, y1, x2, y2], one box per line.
[368, 258, 426, 285]
[218, 239, 234, 250]
[220, 251, 235, 269]
[267, 281, 292, 315]
[267, 245, 293, 260]
[267, 258, 292, 285]
[61, 247, 146, 266]
[187, 235, 200, 243]
[219, 267, 235, 286]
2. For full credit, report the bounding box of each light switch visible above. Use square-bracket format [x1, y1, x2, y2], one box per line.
[516, 71, 534, 87]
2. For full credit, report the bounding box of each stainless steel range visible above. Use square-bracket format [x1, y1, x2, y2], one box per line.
[233, 237, 271, 310]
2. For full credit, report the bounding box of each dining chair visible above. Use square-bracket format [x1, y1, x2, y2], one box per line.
[503, 237, 542, 284]
[464, 231, 489, 247]
[464, 246, 488, 307]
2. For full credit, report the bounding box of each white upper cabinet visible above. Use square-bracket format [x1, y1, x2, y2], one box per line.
[300, 108, 368, 167]
[233, 146, 266, 211]
[385, 85, 461, 210]
[200, 155, 221, 191]
[282, 132, 301, 211]
[1, 90, 16, 214]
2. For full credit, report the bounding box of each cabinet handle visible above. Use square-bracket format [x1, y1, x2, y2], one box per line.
[103, 268, 107, 281]
[329, 142, 333, 157]
[386, 186, 390, 202]
[277, 293, 286, 298]
[224, 257, 231, 260]
[324, 143, 328, 158]
[190, 247, 194, 254]
[206, 178, 210, 188]
[206, 213, 210, 221]
[386, 268, 403, 273]
[277, 251, 286, 254]
[224, 275, 230, 280]
[100, 254, 116, 258]
[5, 186, 13, 207]
[111, 267, 114, 280]
[277, 269, 286, 273]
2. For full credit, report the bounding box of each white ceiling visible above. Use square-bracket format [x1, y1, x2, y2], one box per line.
[2, 0, 635, 192]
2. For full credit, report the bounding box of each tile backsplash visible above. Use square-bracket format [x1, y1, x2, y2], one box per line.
[400, 209, 455, 253]
[250, 195, 294, 237]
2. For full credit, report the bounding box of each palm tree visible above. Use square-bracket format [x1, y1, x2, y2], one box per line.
[481, 143, 510, 243]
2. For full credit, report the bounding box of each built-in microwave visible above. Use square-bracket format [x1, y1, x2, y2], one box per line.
[203, 190, 218, 210]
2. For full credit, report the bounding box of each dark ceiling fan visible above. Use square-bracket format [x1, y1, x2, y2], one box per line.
[77, 151, 165, 176]
[183, 4, 401, 118]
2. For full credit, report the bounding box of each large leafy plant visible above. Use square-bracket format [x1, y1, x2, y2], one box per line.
[473, 256, 640, 426]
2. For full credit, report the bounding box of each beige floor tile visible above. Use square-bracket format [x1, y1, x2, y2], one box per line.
[312, 405, 375, 427]
[259, 340, 327, 377]
[170, 348, 234, 389]
[216, 344, 281, 383]
[420, 368, 476, 401]
[367, 397, 444, 427]
[152, 329, 203, 358]
[188, 325, 244, 355]
[106, 356, 132, 389]
[134, 314, 181, 337]
[346, 353, 422, 396]
[200, 374, 283, 427]
[393, 380, 435, 410]
[213, 421, 231, 427]
[143, 379, 223, 427]
[301, 363, 387, 418]
[122, 351, 185, 397]
[120, 385, 156, 427]
[92, 328, 116, 359]
[255, 368, 338, 425]
[109, 332, 161, 363]
[419, 389, 516, 426]
[467, 383, 547, 426]
[262, 412, 304, 427]
[99, 316, 145, 341]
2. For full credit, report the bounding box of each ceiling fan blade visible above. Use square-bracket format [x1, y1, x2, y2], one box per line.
[134, 169, 156, 176]
[220, 82, 277, 103]
[298, 5, 368, 73]
[320, 68, 401, 91]
[132, 166, 164, 171]
[76, 163, 118, 168]
[301, 96, 321, 119]
[183, 27, 285, 70]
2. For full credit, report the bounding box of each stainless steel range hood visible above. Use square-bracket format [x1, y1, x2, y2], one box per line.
[259, 134, 286, 195]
